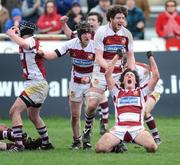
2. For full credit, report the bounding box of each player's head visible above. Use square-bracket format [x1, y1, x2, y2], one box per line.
[19, 21, 37, 37]
[76, 21, 91, 44]
[119, 69, 140, 89]
[107, 5, 128, 31]
[87, 12, 103, 31]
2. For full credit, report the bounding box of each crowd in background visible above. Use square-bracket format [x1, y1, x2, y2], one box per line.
[0, 0, 179, 40]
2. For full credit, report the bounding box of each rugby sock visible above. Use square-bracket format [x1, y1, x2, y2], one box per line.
[145, 115, 160, 140]
[12, 125, 23, 146]
[37, 126, 49, 145]
[0, 130, 13, 140]
[0, 131, 4, 139]
[73, 136, 81, 142]
[84, 113, 96, 131]
[99, 101, 109, 129]
[6, 143, 15, 150]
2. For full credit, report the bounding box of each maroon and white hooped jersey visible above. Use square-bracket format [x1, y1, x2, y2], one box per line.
[19, 36, 46, 80]
[93, 24, 133, 75]
[56, 38, 95, 82]
[111, 84, 151, 127]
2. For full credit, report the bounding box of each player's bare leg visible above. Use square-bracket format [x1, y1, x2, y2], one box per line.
[82, 87, 104, 149]
[69, 101, 82, 149]
[98, 95, 109, 135]
[145, 93, 161, 145]
[134, 130, 158, 152]
[95, 133, 120, 153]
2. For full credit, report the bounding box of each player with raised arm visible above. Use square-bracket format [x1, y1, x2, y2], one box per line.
[81, 5, 135, 150]
[38, 22, 96, 150]
[61, 12, 110, 135]
[121, 51, 162, 145]
[6, 21, 54, 152]
[95, 50, 160, 153]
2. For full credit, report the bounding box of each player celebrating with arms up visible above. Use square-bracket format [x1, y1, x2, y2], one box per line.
[81, 5, 135, 149]
[38, 22, 95, 149]
[95, 51, 160, 153]
[7, 21, 54, 152]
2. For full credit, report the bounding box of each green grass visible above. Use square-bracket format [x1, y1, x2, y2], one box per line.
[0, 117, 180, 165]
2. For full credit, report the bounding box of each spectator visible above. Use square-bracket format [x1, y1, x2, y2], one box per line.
[90, 0, 111, 25]
[114, 0, 126, 5]
[135, 0, 150, 20]
[1, 0, 21, 13]
[37, 0, 63, 34]
[4, 8, 22, 32]
[66, 2, 85, 31]
[115, 0, 150, 20]
[0, 0, 9, 33]
[87, 0, 99, 13]
[156, 0, 180, 38]
[21, 0, 45, 23]
[54, 0, 80, 16]
[126, 0, 145, 40]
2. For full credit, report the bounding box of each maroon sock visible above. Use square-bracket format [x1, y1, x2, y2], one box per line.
[145, 115, 160, 139]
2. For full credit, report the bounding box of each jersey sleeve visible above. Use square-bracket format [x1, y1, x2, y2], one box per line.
[140, 84, 151, 97]
[55, 39, 72, 57]
[25, 37, 36, 50]
[94, 27, 105, 51]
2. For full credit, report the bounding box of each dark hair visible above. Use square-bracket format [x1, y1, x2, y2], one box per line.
[75, 21, 91, 40]
[106, 5, 128, 22]
[88, 12, 103, 25]
[44, 0, 55, 14]
[72, 2, 81, 7]
[119, 69, 140, 89]
[19, 21, 37, 37]
[165, 0, 177, 8]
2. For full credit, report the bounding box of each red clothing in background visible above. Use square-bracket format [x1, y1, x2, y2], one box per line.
[37, 10, 62, 34]
[156, 11, 180, 38]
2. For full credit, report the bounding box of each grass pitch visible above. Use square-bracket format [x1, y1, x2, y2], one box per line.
[0, 117, 180, 165]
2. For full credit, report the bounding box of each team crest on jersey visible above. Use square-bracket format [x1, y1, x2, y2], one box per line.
[70, 91, 76, 98]
[121, 38, 126, 45]
[72, 53, 76, 57]
[87, 54, 94, 60]
[93, 79, 99, 84]
[133, 91, 139, 96]
[106, 38, 111, 44]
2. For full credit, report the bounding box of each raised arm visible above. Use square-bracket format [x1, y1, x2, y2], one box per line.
[37, 49, 60, 60]
[146, 51, 160, 92]
[61, 16, 73, 39]
[105, 53, 119, 90]
[126, 31, 135, 70]
[105, 64, 115, 90]
[127, 51, 135, 70]
[6, 27, 29, 49]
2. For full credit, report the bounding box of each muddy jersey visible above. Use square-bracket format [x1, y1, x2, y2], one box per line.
[55, 38, 95, 83]
[111, 84, 150, 127]
[19, 36, 46, 80]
